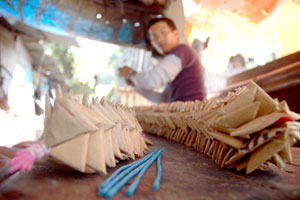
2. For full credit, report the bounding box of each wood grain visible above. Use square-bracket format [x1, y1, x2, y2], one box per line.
[1, 134, 300, 200]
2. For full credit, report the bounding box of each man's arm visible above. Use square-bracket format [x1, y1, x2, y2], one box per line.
[131, 54, 182, 90]
[135, 87, 169, 103]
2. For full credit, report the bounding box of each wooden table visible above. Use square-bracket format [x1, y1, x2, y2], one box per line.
[1, 134, 300, 200]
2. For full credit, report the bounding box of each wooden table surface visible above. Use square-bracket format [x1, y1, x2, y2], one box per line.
[1, 134, 300, 200]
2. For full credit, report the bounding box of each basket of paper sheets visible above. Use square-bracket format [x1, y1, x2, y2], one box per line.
[8, 85, 150, 174]
[134, 81, 300, 174]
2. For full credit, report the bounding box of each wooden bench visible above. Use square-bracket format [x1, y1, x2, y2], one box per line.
[218, 50, 300, 113]
[1, 134, 300, 200]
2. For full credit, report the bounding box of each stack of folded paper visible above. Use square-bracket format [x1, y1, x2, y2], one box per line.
[135, 81, 300, 174]
[39, 86, 149, 174]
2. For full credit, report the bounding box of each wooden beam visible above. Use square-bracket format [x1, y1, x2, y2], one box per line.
[227, 50, 300, 85]
[92, 0, 165, 15]
[217, 60, 300, 96]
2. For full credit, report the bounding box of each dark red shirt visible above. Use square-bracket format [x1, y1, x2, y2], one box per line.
[167, 44, 206, 102]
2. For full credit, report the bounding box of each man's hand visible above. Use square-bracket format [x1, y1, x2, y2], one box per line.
[125, 78, 134, 86]
[118, 66, 132, 77]
[118, 66, 136, 87]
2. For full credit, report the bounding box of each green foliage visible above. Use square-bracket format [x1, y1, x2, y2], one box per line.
[42, 42, 96, 93]
[106, 86, 115, 101]
[107, 47, 121, 69]
[70, 79, 94, 95]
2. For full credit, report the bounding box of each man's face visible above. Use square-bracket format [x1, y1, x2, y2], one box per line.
[148, 21, 179, 54]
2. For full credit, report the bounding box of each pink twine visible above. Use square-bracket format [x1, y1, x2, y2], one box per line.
[141, 132, 150, 139]
[8, 143, 48, 174]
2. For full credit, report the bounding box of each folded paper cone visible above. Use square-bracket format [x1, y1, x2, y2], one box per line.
[122, 126, 135, 159]
[221, 148, 236, 168]
[93, 101, 116, 124]
[217, 81, 257, 115]
[272, 153, 285, 169]
[116, 106, 135, 130]
[44, 102, 97, 147]
[238, 127, 286, 155]
[213, 101, 260, 129]
[103, 129, 116, 167]
[90, 104, 115, 128]
[251, 81, 276, 117]
[71, 98, 107, 126]
[49, 134, 91, 173]
[236, 157, 249, 171]
[246, 137, 285, 174]
[134, 81, 300, 174]
[36, 86, 149, 175]
[215, 127, 236, 134]
[86, 128, 106, 174]
[110, 126, 123, 159]
[209, 131, 244, 149]
[113, 123, 131, 156]
[278, 130, 292, 164]
[230, 112, 286, 137]
[225, 151, 244, 166]
[82, 93, 89, 107]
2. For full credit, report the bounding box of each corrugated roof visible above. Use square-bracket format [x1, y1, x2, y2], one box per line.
[0, 0, 168, 48]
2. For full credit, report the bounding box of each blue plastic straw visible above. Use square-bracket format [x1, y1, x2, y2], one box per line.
[99, 150, 156, 197]
[125, 148, 165, 197]
[99, 164, 131, 190]
[99, 151, 155, 190]
[152, 153, 162, 191]
[105, 148, 164, 199]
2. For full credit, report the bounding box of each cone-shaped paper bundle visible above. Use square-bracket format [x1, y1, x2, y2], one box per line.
[208, 131, 244, 149]
[82, 93, 89, 107]
[44, 102, 98, 147]
[217, 82, 257, 115]
[90, 104, 115, 130]
[93, 100, 116, 125]
[134, 81, 300, 174]
[122, 126, 135, 159]
[230, 112, 286, 137]
[40, 88, 149, 174]
[252, 81, 277, 117]
[113, 123, 133, 157]
[212, 101, 260, 129]
[103, 129, 116, 167]
[71, 96, 107, 126]
[110, 126, 123, 159]
[278, 130, 293, 164]
[246, 137, 285, 174]
[49, 134, 91, 173]
[86, 127, 106, 174]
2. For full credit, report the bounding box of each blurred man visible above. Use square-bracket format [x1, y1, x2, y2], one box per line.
[118, 17, 206, 103]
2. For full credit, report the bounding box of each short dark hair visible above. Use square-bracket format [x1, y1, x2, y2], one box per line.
[147, 17, 177, 32]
